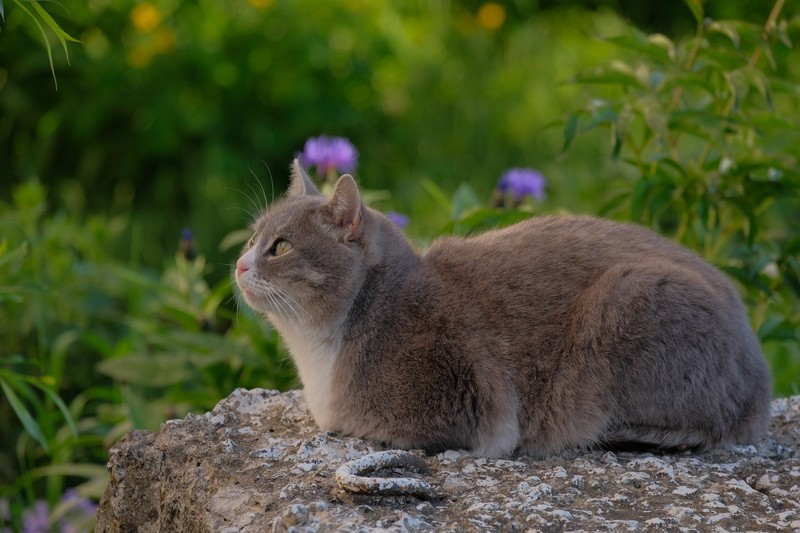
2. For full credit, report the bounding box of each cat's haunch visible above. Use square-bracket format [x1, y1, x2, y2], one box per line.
[234, 160, 771, 458]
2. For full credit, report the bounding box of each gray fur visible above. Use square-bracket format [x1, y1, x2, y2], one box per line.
[234, 162, 771, 458]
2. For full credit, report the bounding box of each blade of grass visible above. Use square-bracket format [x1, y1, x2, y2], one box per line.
[420, 179, 452, 213]
[34, 381, 79, 438]
[0, 376, 50, 453]
[30, 0, 80, 64]
[11, 0, 58, 88]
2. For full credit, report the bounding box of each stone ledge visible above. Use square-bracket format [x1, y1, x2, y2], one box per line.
[96, 389, 800, 532]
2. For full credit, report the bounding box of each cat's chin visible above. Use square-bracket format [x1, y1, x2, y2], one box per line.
[237, 287, 268, 314]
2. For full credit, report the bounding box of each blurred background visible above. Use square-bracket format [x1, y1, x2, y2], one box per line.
[1, 0, 781, 269]
[1, 0, 798, 530]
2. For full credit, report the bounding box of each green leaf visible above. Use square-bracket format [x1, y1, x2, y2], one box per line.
[11, 0, 58, 88]
[769, 78, 800, 97]
[610, 121, 623, 159]
[204, 278, 234, 318]
[646, 34, 676, 62]
[725, 196, 758, 245]
[49, 329, 80, 385]
[758, 316, 799, 342]
[420, 179, 452, 213]
[743, 68, 774, 109]
[442, 208, 533, 234]
[0, 377, 50, 453]
[34, 381, 79, 438]
[583, 104, 618, 131]
[756, 38, 777, 71]
[684, 0, 703, 24]
[451, 183, 481, 219]
[0, 0, 5, 22]
[707, 21, 741, 48]
[96, 353, 195, 388]
[0, 240, 28, 269]
[696, 194, 711, 231]
[10, 0, 80, 88]
[776, 19, 793, 49]
[360, 189, 391, 206]
[30, 0, 81, 52]
[606, 30, 673, 65]
[80, 331, 115, 358]
[218, 228, 253, 252]
[598, 191, 630, 217]
[573, 63, 646, 89]
[562, 112, 580, 153]
[630, 179, 652, 222]
[30, 463, 108, 480]
[668, 111, 728, 143]
[648, 178, 677, 222]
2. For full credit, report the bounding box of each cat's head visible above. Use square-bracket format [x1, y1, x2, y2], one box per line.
[234, 160, 398, 332]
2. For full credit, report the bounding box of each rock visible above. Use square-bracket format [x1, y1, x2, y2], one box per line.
[96, 390, 800, 532]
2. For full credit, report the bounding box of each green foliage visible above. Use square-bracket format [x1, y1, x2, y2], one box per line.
[564, 0, 800, 394]
[0, 181, 290, 528]
[0, 0, 80, 87]
[420, 179, 540, 237]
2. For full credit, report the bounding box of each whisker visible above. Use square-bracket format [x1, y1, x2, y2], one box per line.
[225, 293, 238, 307]
[274, 286, 315, 326]
[225, 193, 259, 222]
[246, 169, 266, 213]
[270, 288, 306, 325]
[270, 291, 296, 329]
[254, 163, 270, 207]
[262, 160, 275, 203]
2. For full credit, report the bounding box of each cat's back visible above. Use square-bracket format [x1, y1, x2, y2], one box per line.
[423, 215, 727, 290]
[427, 215, 694, 265]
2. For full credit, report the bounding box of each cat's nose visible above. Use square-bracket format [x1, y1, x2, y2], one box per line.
[236, 257, 249, 275]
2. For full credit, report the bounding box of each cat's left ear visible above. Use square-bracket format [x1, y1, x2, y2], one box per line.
[328, 174, 362, 241]
[289, 159, 321, 196]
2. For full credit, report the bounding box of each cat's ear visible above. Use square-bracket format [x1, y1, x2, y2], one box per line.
[289, 159, 321, 196]
[327, 174, 363, 241]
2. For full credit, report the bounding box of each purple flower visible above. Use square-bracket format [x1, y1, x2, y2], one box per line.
[300, 135, 358, 174]
[497, 168, 546, 202]
[387, 211, 409, 229]
[61, 489, 97, 517]
[17, 491, 97, 533]
[22, 501, 49, 533]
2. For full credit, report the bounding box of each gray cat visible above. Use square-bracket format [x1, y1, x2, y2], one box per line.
[234, 160, 771, 457]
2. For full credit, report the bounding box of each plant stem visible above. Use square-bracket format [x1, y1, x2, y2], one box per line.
[748, 0, 786, 69]
[699, 0, 786, 169]
[668, 21, 705, 112]
[722, 0, 786, 117]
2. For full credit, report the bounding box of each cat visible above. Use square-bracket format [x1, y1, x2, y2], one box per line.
[234, 160, 772, 458]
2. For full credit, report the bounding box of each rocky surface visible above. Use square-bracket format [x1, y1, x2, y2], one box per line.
[96, 389, 800, 532]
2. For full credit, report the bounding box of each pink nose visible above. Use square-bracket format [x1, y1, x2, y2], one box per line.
[236, 258, 249, 275]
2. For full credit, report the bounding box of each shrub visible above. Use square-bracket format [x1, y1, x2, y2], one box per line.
[563, 0, 800, 393]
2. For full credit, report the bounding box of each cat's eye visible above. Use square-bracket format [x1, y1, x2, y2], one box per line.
[270, 239, 293, 256]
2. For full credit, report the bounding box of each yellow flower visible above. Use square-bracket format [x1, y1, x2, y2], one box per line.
[477, 3, 506, 30]
[131, 3, 162, 33]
